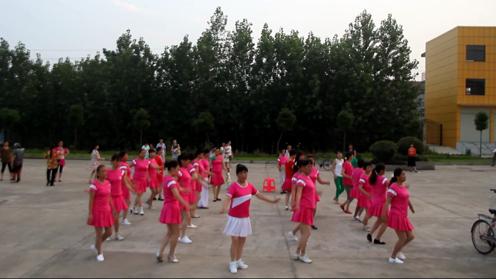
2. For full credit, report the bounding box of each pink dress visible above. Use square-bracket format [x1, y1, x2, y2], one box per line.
[87, 179, 114, 228]
[193, 160, 203, 192]
[309, 166, 321, 203]
[178, 167, 193, 209]
[350, 168, 364, 199]
[159, 176, 182, 224]
[132, 159, 150, 194]
[210, 155, 224, 187]
[187, 164, 197, 203]
[107, 168, 128, 213]
[291, 174, 316, 226]
[368, 175, 388, 217]
[357, 173, 371, 208]
[343, 161, 353, 187]
[387, 183, 414, 231]
[148, 158, 159, 190]
[119, 161, 131, 201]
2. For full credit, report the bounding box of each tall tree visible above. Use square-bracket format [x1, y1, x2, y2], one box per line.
[475, 112, 489, 157]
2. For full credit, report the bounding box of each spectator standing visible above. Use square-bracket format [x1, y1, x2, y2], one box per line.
[171, 139, 181, 160]
[1, 141, 13, 181]
[156, 139, 167, 161]
[11, 143, 25, 183]
[407, 145, 418, 173]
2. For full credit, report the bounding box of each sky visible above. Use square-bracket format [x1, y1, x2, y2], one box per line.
[1, 0, 495, 80]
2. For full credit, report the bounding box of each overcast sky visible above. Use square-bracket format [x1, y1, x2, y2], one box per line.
[1, 0, 495, 80]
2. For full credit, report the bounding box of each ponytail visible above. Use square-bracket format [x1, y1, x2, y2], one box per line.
[389, 168, 403, 187]
[369, 164, 385, 185]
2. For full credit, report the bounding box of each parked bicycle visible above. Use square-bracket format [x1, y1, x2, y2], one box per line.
[319, 159, 331, 171]
[471, 188, 496, 255]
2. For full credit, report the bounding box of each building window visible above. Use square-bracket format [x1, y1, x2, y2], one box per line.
[465, 79, 485, 95]
[466, 45, 485, 61]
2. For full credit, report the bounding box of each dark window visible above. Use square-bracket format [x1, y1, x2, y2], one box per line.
[466, 45, 485, 61]
[466, 79, 485, 95]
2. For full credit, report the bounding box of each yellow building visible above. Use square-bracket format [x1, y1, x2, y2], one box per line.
[425, 26, 496, 153]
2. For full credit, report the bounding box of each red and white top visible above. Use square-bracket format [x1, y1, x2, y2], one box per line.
[309, 166, 319, 184]
[277, 154, 288, 167]
[132, 159, 151, 181]
[296, 175, 316, 209]
[200, 159, 210, 179]
[162, 175, 179, 205]
[226, 182, 259, 218]
[89, 179, 112, 211]
[106, 168, 126, 197]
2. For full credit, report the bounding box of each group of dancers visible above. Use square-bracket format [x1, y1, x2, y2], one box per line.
[86, 144, 415, 272]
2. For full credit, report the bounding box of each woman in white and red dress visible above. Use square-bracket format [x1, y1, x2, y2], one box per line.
[107, 154, 135, 241]
[382, 168, 415, 264]
[221, 164, 280, 274]
[156, 160, 191, 263]
[118, 151, 133, 225]
[87, 164, 114, 262]
[308, 155, 330, 230]
[357, 161, 373, 230]
[366, 164, 389, 245]
[290, 159, 316, 264]
[177, 154, 196, 244]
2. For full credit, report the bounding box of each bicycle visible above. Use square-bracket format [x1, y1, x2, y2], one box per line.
[471, 188, 496, 255]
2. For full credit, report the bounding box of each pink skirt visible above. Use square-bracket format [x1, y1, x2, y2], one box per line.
[291, 207, 315, 226]
[121, 184, 130, 200]
[148, 178, 160, 190]
[358, 193, 371, 208]
[180, 194, 191, 210]
[388, 212, 414, 232]
[160, 203, 182, 224]
[211, 172, 224, 187]
[282, 178, 292, 192]
[134, 179, 147, 194]
[88, 208, 114, 228]
[350, 185, 358, 199]
[112, 196, 128, 213]
[368, 202, 386, 217]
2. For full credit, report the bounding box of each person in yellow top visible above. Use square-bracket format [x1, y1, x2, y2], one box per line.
[45, 147, 58, 186]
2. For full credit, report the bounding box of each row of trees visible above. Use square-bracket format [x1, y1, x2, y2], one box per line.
[0, 8, 420, 153]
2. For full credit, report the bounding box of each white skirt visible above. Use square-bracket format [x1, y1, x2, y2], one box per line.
[223, 216, 252, 237]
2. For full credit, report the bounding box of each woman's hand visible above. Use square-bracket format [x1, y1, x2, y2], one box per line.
[87, 214, 93, 225]
[272, 197, 281, 204]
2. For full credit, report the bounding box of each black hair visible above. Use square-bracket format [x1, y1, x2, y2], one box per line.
[389, 168, 404, 186]
[195, 150, 203, 157]
[95, 164, 105, 177]
[345, 152, 353, 160]
[357, 159, 365, 168]
[297, 159, 312, 168]
[236, 164, 248, 174]
[165, 160, 179, 170]
[289, 150, 297, 156]
[203, 149, 210, 154]
[369, 164, 385, 185]
[118, 150, 127, 161]
[362, 161, 372, 170]
[111, 153, 120, 162]
[149, 148, 156, 154]
[156, 146, 162, 152]
[177, 154, 193, 166]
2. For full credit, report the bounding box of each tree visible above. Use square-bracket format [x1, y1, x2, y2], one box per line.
[132, 108, 151, 146]
[337, 108, 355, 152]
[192, 111, 215, 145]
[276, 108, 296, 152]
[475, 112, 489, 157]
[68, 104, 84, 148]
[0, 108, 21, 140]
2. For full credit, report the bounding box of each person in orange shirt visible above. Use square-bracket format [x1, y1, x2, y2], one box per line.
[407, 145, 418, 173]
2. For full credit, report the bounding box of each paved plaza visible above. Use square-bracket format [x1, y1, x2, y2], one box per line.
[0, 159, 496, 278]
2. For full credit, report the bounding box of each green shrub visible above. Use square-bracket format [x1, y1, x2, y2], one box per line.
[370, 140, 398, 163]
[397, 137, 424, 155]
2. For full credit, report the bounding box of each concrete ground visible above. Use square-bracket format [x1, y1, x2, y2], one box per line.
[0, 159, 496, 278]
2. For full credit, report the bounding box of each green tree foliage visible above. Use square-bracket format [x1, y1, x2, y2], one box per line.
[0, 8, 420, 152]
[370, 140, 398, 163]
[276, 108, 297, 151]
[337, 108, 355, 152]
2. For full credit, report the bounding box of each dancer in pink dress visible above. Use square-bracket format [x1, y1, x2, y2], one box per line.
[357, 161, 373, 229]
[220, 164, 280, 274]
[145, 149, 162, 210]
[177, 154, 195, 244]
[340, 152, 355, 214]
[156, 160, 191, 264]
[382, 168, 415, 264]
[118, 151, 133, 225]
[291, 159, 316, 264]
[211, 148, 225, 202]
[87, 165, 114, 262]
[351, 159, 365, 221]
[107, 154, 135, 241]
[365, 164, 389, 245]
[130, 149, 151, 216]
[308, 155, 330, 230]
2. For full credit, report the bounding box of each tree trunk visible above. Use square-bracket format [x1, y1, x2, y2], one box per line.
[140, 129, 143, 147]
[276, 131, 284, 154]
[480, 130, 483, 157]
